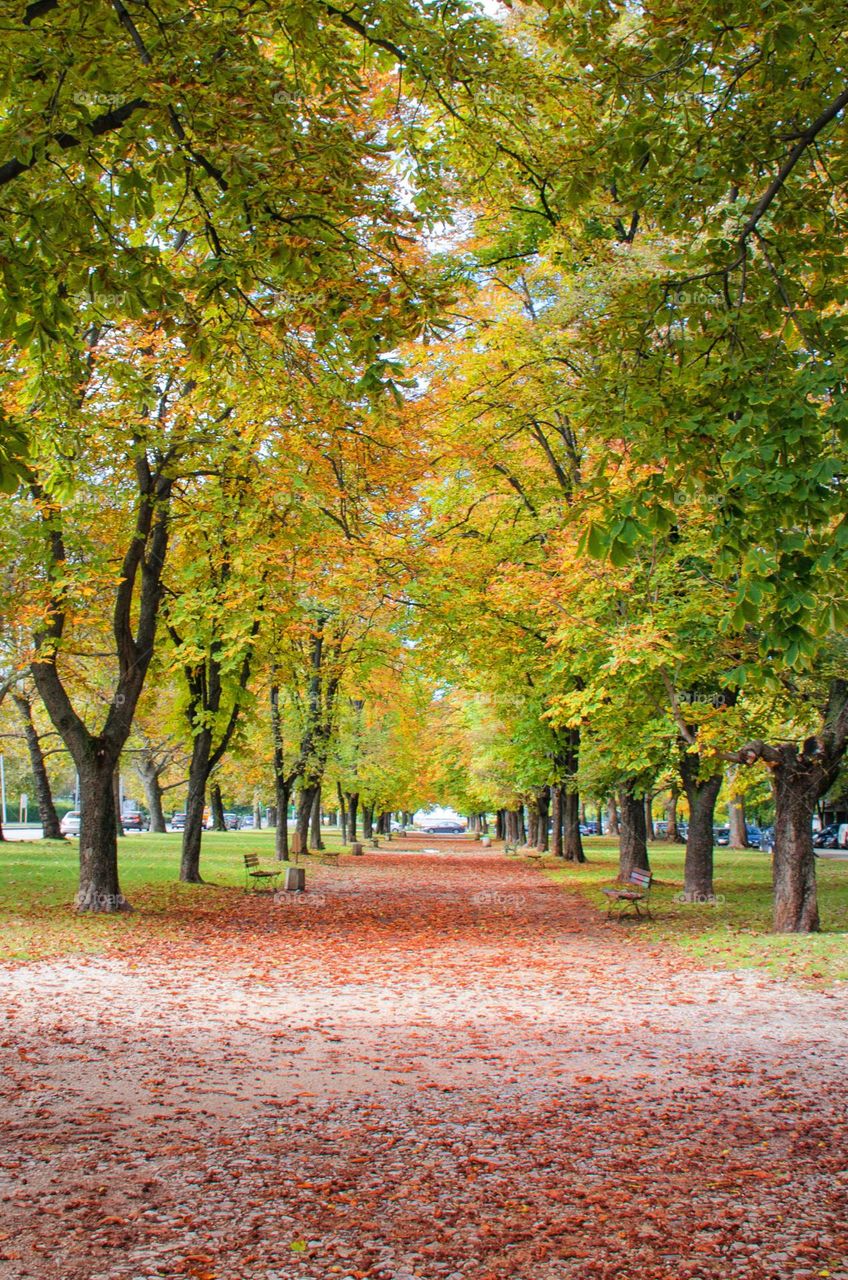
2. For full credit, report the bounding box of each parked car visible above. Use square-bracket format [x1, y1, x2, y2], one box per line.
[223, 812, 241, 830]
[759, 826, 775, 853]
[60, 810, 82, 836]
[122, 812, 147, 832]
[813, 825, 839, 848]
[579, 821, 600, 835]
[746, 825, 762, 846]
[169, 813, 186, 831]
[420, 821, 465, 834]
[714, 826, 730, 846]
[239, 815, 255, 829]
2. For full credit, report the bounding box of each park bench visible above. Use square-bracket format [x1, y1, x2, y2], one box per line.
[243, 853, 281, 893]
[504, 842, 518, 855]
[290, 847, 340, 868]
[602, 868, 653, 919]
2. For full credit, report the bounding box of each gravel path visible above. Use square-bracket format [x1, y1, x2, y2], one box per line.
[1, 842, 847, 1280]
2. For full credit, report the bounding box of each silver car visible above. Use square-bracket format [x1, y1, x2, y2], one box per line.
[60, 810, 82, 835]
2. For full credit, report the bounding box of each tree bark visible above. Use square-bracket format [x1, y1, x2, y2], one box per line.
[113, 768, 124, 836]
[210, 781, 226, 831]
[76, 752, 126, 911]
[181, 727, 211, 883]
[337, 782, 348, 844]
[12, 691, 63, 839]
[136, 748, 167, 833]
[728, 772, 748, 848]
[618, 781, 649, 879]
[309, 786, 323, 849]
[362, 802, 374, 840]
[346, 792, 359, 842]
[665, 786, 680, 843]
[772, 758, 820, 932]
[644, 795, 655, 840]
[296, 783, 318, 850]
[535, 786, 550, 852]
[550, 784, 563, 857]
[563, 788, 585, 862]
[679, 751, 722, 900]
[607, 796, 620, 837]
[275, 776, 290, 860]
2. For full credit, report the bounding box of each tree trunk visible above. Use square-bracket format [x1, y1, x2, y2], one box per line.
[550, 785, 563, 857]
[495, 810, 505, 841]
[113, 769, 124, 836]
[252, 793, 262, 830]
[517, 806, 526, 844]
[362, 802, 374, 840]
[309, 787, 323, 849]
[535, 786, 550, 852]
[644, 795, 655, 840]
[728, 773, 748, 848]
[679, 751, 722, 900]
[12, 692, 63, 839]
[77, 753, 127, 912]
[296, 784, 318, 850]
[665, 786, 680, 843]
[346, 792, 359, 842]
[210, 781, 226, 831]
[337, 782, 348, 844]
[607, 796, 620, 836]
[136, 750, 167, 833]
[181, 728, 211, 883]
[772, 760, 820, 932]
[618, 782, 649, 879]
[275, 776, 290, 860]
[563, 789, 585, 862]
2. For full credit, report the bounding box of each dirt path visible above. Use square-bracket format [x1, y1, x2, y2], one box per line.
[2, 841, 847, 1280]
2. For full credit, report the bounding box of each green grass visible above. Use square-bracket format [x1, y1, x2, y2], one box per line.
[545, 837, 848, 987]
[0, 829, 307, 962]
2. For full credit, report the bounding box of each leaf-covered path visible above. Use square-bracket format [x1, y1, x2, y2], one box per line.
[2, 841, 847, 1280]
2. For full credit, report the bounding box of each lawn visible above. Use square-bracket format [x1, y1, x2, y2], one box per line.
[0, 829, 303, 963]
[546, 836, 848, 987]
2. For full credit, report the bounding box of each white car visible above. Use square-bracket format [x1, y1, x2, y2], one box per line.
[60, 810, 82, 836]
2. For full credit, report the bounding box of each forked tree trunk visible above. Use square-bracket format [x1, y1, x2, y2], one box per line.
[618, 782, 649, 879]
[680, 751, 722, 900]
[12, 692, 64, 840]
[563, 789, 585, 862]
